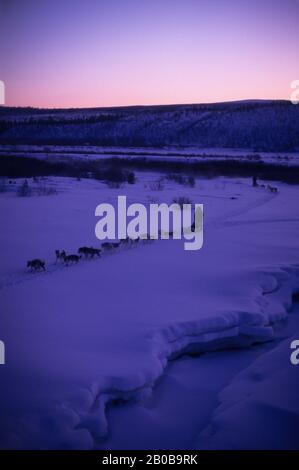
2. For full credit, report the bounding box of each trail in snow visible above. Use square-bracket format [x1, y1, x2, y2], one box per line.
[0, 183, 274, 291]
[0, 242, 143, 291]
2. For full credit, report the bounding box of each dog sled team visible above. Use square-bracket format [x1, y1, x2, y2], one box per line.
[26, 236, 146, 272]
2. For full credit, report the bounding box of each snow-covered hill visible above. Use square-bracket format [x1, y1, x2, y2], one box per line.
[0, 100, 298, 151]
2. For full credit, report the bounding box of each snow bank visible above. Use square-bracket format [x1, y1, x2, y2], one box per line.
[197, 303, 299, 449]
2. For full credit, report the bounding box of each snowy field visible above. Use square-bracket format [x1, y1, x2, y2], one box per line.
[0, 171, 299, 449]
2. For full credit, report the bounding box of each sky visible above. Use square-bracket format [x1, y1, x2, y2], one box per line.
[0, 0, 298, 108]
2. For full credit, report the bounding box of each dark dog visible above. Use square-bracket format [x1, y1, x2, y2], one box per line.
[102, 242, 114, 250]
[88, 247, 101, 258]
[55, 249, 66, 263]
[27, 259, 45, 271]
[78, 246, 91, 258]
[62, 253, 81, 265]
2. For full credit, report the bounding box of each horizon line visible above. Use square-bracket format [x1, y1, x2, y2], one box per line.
[0, 98, 291, 112]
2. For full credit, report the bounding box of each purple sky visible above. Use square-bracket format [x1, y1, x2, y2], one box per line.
[0, 0, 298, 108]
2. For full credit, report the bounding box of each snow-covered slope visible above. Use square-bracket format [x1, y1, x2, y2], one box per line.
[1, 100, 298, 151]
[0, 174, 299, 448]
[197, 305, 299, 450]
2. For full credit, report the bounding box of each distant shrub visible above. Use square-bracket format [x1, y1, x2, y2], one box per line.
[36, 185, 57, 196]
[18, 179, 31, 197]
[102, 168, 136, 186]
[187, 175, 195, 187]
[167, 173, 184, 184]
[149, 178, 165, 191]
[127, 171, 136, 184]
[166, 173, 195, 187]
[94, 166, 135, 186]
[104, 167, 127, 183]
